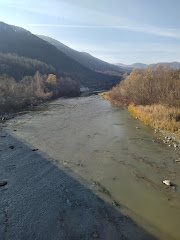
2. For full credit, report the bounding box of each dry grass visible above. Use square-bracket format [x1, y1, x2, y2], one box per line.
[128, 104, 180, 136]
[99, 92, 111, 101]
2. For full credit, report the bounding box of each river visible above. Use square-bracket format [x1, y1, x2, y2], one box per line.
[1, 95, 180, 239]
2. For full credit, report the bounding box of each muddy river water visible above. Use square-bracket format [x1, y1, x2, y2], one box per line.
[1, 95, 180, 239]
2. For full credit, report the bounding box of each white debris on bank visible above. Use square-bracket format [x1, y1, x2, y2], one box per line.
[162, 180, 171, 186]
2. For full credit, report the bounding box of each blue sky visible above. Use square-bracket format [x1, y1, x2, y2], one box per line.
[0, 0, 180, 64]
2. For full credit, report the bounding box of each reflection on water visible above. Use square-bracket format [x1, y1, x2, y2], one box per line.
[7, 95, 180, 240]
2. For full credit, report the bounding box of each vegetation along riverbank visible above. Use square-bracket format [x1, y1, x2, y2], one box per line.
[0, 71, 80, 119]
[101, 66, 180, 143]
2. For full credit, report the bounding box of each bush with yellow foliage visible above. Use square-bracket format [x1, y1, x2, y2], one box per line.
[106, 66, 180, 136]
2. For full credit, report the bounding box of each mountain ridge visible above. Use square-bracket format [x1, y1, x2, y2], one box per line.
[116, 62, 180, 70]
[38, 35, 125, 75]
[0, 21, 121, 89]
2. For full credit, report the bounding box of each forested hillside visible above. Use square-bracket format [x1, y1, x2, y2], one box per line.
[39, 35, 125, 75]
[0, 53, 56, 80]
[0, 22, 121, 89]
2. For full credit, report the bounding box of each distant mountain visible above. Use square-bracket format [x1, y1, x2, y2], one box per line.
[130, 63, 148, 69]
[150, 62, 180, 69]
[38, 35, 125, 75]
[0, 22, 121, 89]
[116, 62, 180, 70]
[116, 63, 147, 70]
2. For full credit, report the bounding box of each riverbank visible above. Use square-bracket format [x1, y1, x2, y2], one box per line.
[1, 95, 180, 239]
[100, 92, 180, 148]
[0, 72, 81, 122]
[100, 67, 180, 144]
[1, 125, 154, 240]
[0, 96, 160, 240]
[128, 105, 180, 142]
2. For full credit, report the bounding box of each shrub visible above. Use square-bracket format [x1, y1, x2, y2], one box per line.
[0, 72, 80, 114]
[109, 66, 180, 107]
[0, 72, 52, 114]
[106, 66, 180, 135]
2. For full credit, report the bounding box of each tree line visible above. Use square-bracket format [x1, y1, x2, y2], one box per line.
[106, 66, 180, 135]
[109, 66, 180, 107]
[0, 72, 80, 114]
[0, 53, 56, 80]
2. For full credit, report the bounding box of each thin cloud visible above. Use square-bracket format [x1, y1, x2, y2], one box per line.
[20, 23, 180, 39]
[5, 0, 180, 39]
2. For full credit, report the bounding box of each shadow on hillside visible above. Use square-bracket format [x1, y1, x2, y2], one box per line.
[0, 130, 157, 240]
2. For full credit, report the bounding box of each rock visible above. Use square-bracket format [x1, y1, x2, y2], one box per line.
[32, 148, 39, 152]
[173, 143, 178, 148]
[112, 200, 121, 208]
[63, 161, 68, 166]
[162, 180, 176, 189]
[0, 180, 7, 187]
[162, 180, 171, 186]
[175, 159, 180, 163]
[92, 231, 99, 239]
[136, 126, 140, 129]
[9, 145, 14, 149]
[165, 136, 172, 142]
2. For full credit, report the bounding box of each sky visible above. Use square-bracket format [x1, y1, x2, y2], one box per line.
[0, 0, 180, 64]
